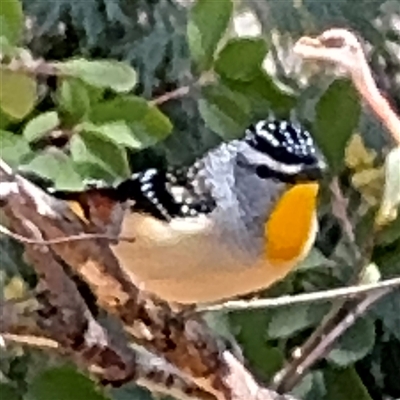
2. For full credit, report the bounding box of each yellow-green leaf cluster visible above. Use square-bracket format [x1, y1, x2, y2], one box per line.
[345, 133, 385, 209]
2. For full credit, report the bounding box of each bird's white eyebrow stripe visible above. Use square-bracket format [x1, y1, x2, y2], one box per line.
[241, 145, 303, 174]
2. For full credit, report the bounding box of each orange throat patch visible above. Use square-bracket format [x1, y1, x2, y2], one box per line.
[265, 183, 319, 264]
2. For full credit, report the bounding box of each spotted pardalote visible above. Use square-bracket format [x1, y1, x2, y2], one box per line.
[36, 117, 327, 305]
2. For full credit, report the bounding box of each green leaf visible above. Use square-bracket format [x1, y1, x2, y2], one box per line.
[0, 384, 21, 400]
[0, 106, 12, 129]
[372, 290, 400, 341]
[19, 149, 84, 191]
[187, 0, 233, 70]
[327, 316, 375, 366]
[130, 104, 173, 146]
[0, 36, 18, 58]
[58, 59, 137, 93]
[70, 131, 130, 180]
[0, 130, 32, 167]
[57, 78, 91, 122]
[268, 303, 330, 339]
[89, 96, 148, 124]
[291, 371, 326, 400]
[88, 96, 172, 148]
[324, 367, 373, 400]
[215, 38, 268, 81]
[223, 72, 296, 115]
[296, 248, 332, 271]
[0, 0, 23, 44]
[376, 146, 400, 226]
[23, 111, 60, 143]
[26, 366, 110, 400]
[230, 310, 284, 380]
[199, 83, 251, 140]
[0, 68, 37, 119]
[314, 79, 361, 171]
[79, 121, 142, 149]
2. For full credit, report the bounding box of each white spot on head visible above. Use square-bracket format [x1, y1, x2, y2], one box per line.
[279, 120, 288, 131]
[141, 183, 152, 192]
[141, 169, 157, 182]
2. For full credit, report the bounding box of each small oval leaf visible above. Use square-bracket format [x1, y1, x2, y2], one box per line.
[0, 36, 18, 58]
[314, 79, 361, 171]
[187, 0, 233, 70]
[70, 131, 130, 180]
[58, 59, 137, 93]
[372, 290, 400, 341]
[79, 121, 142, 149]
[23, 111, 60, 142]
[268, 303, 330, 339]
[215, 38, 268, 81]
[88, 96, 148, 124]
[88, 96, 172, 148]
[132, 104, 173, 144]
[222, 72, 296, 115]
[230, 311, 284, 380]
[19, 149, 84, 191]
[327, 317, 375, 366]
[324, 367, 373, 400]
[0, 130, 32, 167]
[0, 68, 37, 119]
[0, 0, 23, 44]
[199, 83, 251, 140]
[57, 78, 91, 122]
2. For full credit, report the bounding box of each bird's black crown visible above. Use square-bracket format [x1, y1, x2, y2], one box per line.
[245, 118, 320, 167]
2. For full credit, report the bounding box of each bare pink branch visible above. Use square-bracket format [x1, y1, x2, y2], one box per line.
[294, 28, 400, 145]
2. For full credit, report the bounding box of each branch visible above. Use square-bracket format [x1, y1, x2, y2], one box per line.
[270, 28, 400, 393]
[199, 277, 400, 313]
[273, 287, 394, 392]
[150, 86, 191, 105]
[0, 329, 213, 400]
[294, 28, 400, 145]
[5, 53, 60, 76]
[0, 158, 298, 400]
[2, 52, 193, 107]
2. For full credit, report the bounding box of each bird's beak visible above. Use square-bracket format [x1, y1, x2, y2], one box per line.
[296, 158, 327, 182]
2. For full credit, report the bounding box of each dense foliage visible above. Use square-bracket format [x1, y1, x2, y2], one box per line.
[1, 0, 400, 399]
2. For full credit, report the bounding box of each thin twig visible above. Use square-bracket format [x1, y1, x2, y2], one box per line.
[275, 287, 394, 392]
[329, 178, 356, 244]
[199, 277, 400, 313]
[0, 223, 135, 245]
[4, 53, 192, 106]
[271, 28, 400, 393]
[1, 333, 59, 349]
[6, 56, 60, 76]
[150, 86, 191, 105]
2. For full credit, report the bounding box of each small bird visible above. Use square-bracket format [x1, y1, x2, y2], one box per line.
[105, 117, 327, 305]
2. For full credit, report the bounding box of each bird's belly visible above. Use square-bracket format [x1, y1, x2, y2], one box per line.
[111, 212, 270, 303]
[112, 229, 296, 305]
[111, 211, 317, 304]
[112, 213, 250, 281]
[114, 239, 294, 304]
